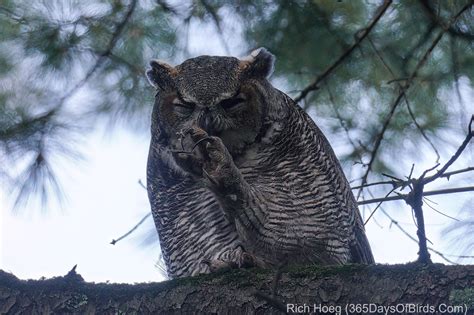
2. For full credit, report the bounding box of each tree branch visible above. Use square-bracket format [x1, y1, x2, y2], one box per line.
[54, 0, 138, 110]
[293, 0, 392, 103]
[367, 36, 439, 161]
[352, 166, 474, 190]
[378, 208, 458, 264]
[110, 213, 152, 245]
[358, 186, 474, 205]
[419, 0, 474, 41]
[405, 180, 431, 263]
[423, 115, 474, 185]
[356, 2, 473, 199]
[1, 265, 473, 313]
[325, 83, 365, 165]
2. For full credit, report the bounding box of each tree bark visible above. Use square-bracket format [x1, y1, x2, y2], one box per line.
[0, 264, 473, 314]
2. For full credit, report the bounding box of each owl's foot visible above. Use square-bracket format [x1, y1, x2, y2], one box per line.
[202, 252, 262, 274]
[171, 127, 210, 175]
[202, 259, 238, 273]
[239, 251, 265, 269]
[172, 150, 204, 175]
[174, 126, 240, 188]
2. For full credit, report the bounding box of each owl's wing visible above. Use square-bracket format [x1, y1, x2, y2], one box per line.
[290, 94, 375, 264]
[350, 212, 375, 264]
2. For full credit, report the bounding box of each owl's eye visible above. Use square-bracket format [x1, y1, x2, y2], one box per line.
[220, 96, 246, 111]
[173, 99, 195, 116]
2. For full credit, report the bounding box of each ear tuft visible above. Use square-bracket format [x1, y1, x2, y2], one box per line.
[240, 47, 275, 78]
[146, 60, 176, 90]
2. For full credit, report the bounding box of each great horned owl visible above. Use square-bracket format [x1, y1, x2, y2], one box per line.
[146, 48, 374, 278]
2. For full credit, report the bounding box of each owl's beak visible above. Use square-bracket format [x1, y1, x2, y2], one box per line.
[203, 115, 212, 132]
[198, 108, 214, 134]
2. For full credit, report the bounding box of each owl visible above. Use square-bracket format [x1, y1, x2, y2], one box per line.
[146, 48, 374, 278]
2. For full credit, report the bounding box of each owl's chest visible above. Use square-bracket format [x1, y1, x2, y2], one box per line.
[234, 141, 303, 179]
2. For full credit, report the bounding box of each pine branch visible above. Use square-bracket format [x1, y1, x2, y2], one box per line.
[419, 0, 474, 41]
[294, 0, 392, 103]
[325, 83, 365, 165]
[356, 2, 473, 199]
[54, 0, 138, 111]
[367, 36, 439, 161]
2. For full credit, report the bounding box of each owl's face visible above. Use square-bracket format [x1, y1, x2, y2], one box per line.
[146, 48, 275, 156]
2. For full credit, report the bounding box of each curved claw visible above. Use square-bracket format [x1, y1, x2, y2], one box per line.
[190, 136, 213, 152]
[201, 259, 237, 273]
[170, 137, 213, 155]
[202, 168, 219, 187]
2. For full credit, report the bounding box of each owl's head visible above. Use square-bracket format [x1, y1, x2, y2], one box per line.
[146, 48, 278, 155]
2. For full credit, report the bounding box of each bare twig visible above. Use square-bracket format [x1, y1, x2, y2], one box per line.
[364, 189, 458, 264]
[325, 83, 365, 164]
[419, 162, 441, 180]
[352, 166, 474, 190]
[110, 179, 151, 245]
[423, 198, 459, 222]
[356, 91, 404, 199]
[352, 179, 401, 190]
[379, 208, 457, 264]
[294, 0, 392, 103]
[138, 179, 147, 190]
[443, 254, 474, 259]
[363, 187, 397, 225]
[423, 116, 474, 185]
[404, 97, 440, 162]
[358, 186, 474, 205]
[419, 0, 474, 40]
[441, 166, 474, 179]
[400, 116, 474, 263]
[110, 212, 152, 245]
[356, 3, 473, 199]
[386, 78, 409, 84]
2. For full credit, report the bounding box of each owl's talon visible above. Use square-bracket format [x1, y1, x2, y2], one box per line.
[202, 168, 219, 186]
[190, 136, 213, 153]
[187, 126, 209, 142]
[205, 137, 228, 161]
[172, 150, 203, 175]
[202, 259, 237, 273]
[170, 150, 189, 154]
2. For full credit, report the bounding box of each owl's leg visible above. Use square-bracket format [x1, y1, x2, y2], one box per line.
[181, 127, 273, 258]
[176, 126, 240, 187]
